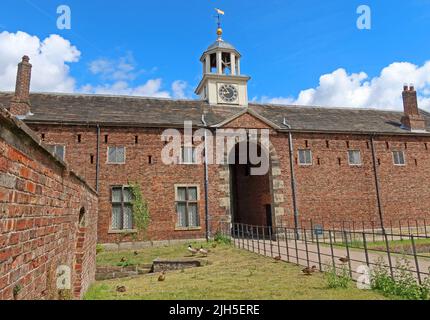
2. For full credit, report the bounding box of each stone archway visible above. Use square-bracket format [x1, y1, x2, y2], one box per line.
[216, 138, 285, 230]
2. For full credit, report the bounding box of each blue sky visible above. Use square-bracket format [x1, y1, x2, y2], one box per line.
[1, 0, 430, 109]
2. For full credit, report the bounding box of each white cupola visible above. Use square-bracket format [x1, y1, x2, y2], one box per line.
[195, 20, 250, 107]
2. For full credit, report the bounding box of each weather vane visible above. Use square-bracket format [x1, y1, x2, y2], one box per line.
[214, 8, 225, 41]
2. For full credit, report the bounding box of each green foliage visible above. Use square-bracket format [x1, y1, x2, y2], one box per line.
[129, 182, 151, 237]
[214, 231, 232, 245]
[96, 244, 104, 255]
[371, 257, 430, 300]
[324, 265, 351, 289]
[13, 284, 22, 298]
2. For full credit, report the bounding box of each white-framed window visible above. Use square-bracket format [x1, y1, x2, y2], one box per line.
[52, 145, 65, 161]
[348, 150, 362, 166]
[393, 151, 406, 166]
[111, 186, 134, 230]
[175, 186, 199, 228]
[298, 149, 312, 165]
[107, 146, 126, 164]
[180, 146, 197, 164]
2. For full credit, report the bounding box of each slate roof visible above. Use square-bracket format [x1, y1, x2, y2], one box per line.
[0, 91, 429, 135]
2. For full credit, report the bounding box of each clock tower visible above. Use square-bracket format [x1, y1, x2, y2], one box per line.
[195, 20, 250, 107]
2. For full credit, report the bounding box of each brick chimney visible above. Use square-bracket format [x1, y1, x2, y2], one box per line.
[9, 56, 32, 117]
[401, 85, 426, 132]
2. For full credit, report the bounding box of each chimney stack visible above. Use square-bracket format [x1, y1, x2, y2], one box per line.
[401, 85, 426, 132]
[9, 56, 32, 117]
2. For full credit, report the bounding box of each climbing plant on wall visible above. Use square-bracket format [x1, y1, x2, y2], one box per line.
[129, 182, 151, 237]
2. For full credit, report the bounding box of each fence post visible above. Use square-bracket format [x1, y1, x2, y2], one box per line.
[415, 220, 419, 237]
[383, 233, 394, 280]
[251, 226, 255, 253]
[242, 224, 245, 249]
[233, 224, 237, 248]
[424, 219, 428, 238]
[390, 220, 394, 241]
[362, 232, 370, 267]
[411, 235, 422, 285]
[399, 220, 403, 241]
[294, 229, 299, 265]
[256, 226, 260, 254]
[263, 226, 267, 256]
[407, 219, 411, 237]
[246, 225, 250, 250]
[276, 227, 281, 258]
[284, 227, 290, 262]
[304, 228, 310, 268]
[371, 221, 375, 242]
[316, 230, 322, 272]
[344, 230, 353, 278]
[269, 227, 274, 258]
[329, 230, 336, 271]
[310, 220, 314, 243]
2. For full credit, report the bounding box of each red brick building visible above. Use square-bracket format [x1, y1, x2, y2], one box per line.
[2, 32, 430, 245]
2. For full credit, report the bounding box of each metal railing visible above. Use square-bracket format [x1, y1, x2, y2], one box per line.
[219, 222, 430, 285]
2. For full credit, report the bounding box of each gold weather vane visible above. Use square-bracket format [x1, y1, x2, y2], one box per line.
[215, 8, 225, 41]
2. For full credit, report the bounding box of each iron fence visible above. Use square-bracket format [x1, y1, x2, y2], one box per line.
[219, 222, 430, 285]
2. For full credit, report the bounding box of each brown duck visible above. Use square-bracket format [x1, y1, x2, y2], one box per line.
[158, 271, 166, 282]
[302, 266, 317, 276]
[116, 286, 126, 293]
[339, 257, 350, 264]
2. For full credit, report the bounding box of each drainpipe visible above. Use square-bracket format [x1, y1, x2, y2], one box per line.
[202, 115, 210, 242]
[96, 124, 101, 192]
[370, 135, 386, 233]
[284, 118, 300, 239]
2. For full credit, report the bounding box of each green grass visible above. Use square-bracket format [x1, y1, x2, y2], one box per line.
[86, 242, 388, 300]
[329, 237, 430, 257]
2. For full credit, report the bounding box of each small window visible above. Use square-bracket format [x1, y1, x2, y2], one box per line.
[52, 145, 65, 161]
[77, 134, 82, 143]
[104, 135, 109, 143]
[111, 186, 134, 230]
[135, 136, 139, 144]
[176, 186, 199, 228]
[393, 151, 405, 166]
[348, 150, 362, 166]
[181, 146, 197, 164]
[90, 155, 94, 164]
[41, 133, 45, 141]
[298, 150, 312, 166]
[108, 147, 126, 164]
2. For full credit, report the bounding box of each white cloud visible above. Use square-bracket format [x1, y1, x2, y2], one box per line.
[0, 31, 80, 92]
[263, 61, 430, 111]
[89, 53, 142, 82]
[80, 79, 171, 98]
[171, 80, 190, 99]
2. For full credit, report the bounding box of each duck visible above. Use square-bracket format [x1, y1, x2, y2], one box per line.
[188, 245, 199, 256]
[212, 243, 217, 249]
[116, 286, 127, 293]
[199, 246, 209, 256]
[158, 271, 166, 282]
[302, 266, 318, 276]
[120, 257, 127, 263]
[274, 256, 282, 262]
[339, 257, 350, 264]
[133, 251, 139, 256]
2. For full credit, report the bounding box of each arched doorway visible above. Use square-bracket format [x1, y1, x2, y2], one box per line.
[229, 142, 273, 228]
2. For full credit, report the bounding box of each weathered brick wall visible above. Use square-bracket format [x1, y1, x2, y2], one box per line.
[0, 109, 98, 300]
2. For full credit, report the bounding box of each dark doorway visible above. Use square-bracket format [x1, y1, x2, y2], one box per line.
[229, 142, 272, 227]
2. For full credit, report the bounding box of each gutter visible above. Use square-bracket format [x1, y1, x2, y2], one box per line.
[202, 114, 210, 242]
[283, 118, 300, 239]
[96, 124, 101, 192]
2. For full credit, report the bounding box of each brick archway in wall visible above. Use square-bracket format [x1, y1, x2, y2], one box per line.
[216, 138, 285, 231]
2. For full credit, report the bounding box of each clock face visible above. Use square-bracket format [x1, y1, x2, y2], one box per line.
[219, 84, 239, 103]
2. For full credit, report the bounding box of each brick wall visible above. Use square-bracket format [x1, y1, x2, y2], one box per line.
[27, 112, 430, 244]
[0, 109, 98, 300]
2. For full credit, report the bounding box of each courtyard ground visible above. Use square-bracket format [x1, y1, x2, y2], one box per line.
[85, 242, 388, 300]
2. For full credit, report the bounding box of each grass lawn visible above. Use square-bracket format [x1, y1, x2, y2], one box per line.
[86, 242, 388, 300]
[331, 237, 430, 257]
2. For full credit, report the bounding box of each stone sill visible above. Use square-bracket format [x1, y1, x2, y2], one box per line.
[174, 227, 202, 231]
[108, 229, 138, 234]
